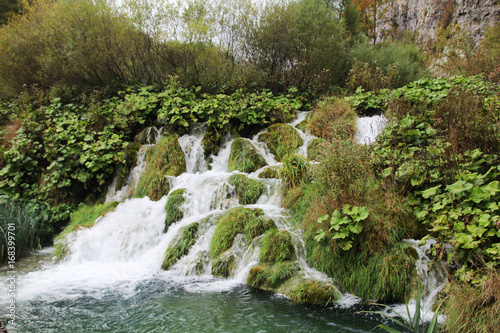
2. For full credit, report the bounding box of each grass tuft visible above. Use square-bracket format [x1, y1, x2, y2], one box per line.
[228, 174, 264, 205]
[258, 123, 303, 162]
[259, 229, 296, 263]
[228, 138, 268, 173]
[161, 222, 199, 270]
[164, 188, 185, 232]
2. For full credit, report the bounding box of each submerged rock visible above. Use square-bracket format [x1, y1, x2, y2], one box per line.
[258, 124, 303, 161]
[228, 138, 268, 173]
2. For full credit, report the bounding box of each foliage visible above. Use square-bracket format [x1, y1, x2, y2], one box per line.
[441, 270, 500, 333]
[228, 138, 267, 173]
[228, 174, 264, 205]
[0, 197, 45, 262]
[347, 40, 426, 93]
[243, 217, 274, 240]
[258, 123, 303, 162]
[135, 135, 186, 201]
[279, 154, 309, 189]
[304, 97, 357, 142]
[259, 229, 295, 263]
[257, 166, 279, 179]
[164, 188, 185, 231]
[209, 207, 263, 258]
[306, 138, 324, 161]
[314, 204, 369, 251]
[53, 201, 119, 260]
[161, 222, 199, 270]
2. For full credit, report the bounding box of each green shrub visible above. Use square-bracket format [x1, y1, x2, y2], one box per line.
[258, 124, 303, 161]
[161, 222, 199, 270]
[164, 189, 185, 232]
[307, 138, 325, 161]
[259, 229, 296, 263]
[228, 138, 267, 173]
[228, 174, 264, 205]
[279, 154, 310, 188]
[135, 135, 186, 201]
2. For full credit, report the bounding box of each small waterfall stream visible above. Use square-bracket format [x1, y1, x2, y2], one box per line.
[0, 113, 445, 331]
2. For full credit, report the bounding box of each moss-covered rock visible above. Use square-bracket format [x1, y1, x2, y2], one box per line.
[277, 276, 340, 305]
[161, 222, 199, 270]
[258, 124, 303, 162]
[201, 131, 223, 159]
[228, 174, 264, 205]
[116, 142, 142, 191]
[209, 207, 264, 259]
[53, 201, 120, 261]
[247, 261, 300, 290]
[259, 229, 296, 263]
[134, 126, 162, 145]
[228, 138, 267, 173]
[211, 250, 236, 277]
[307, 138, 325, 161]
[164, 188, 186, 232]
[258, 166, 280, 179]
[243, 217, 275, 240]
[135, 135, 186, 201]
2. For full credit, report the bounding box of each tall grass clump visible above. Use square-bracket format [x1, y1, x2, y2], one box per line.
[0, 198, 45, 262]
[258, 124, 303, 162]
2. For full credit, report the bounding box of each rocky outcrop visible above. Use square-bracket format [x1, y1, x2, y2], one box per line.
[377, 0, 500, 46]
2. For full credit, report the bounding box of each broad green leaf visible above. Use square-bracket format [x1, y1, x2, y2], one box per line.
[447, 180, 473, 194]
[422, 185, 441, 199]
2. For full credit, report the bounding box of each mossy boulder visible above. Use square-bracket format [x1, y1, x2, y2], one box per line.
[277, 276, 340, 305]
[228, 174, 264, 205]
[243, 217, 275, 240]
[228, 138, 267, 173]
[209, 207, 264, 259]
[53, 201, 120, 261]
[307, 138, 325, 161]
[134, 126, 162, 145]
[135, 135, 186, 201]
[164, 188, 186, 232]
[201, 131, 223, 158]
[258, 166, 280, 179]
[116, 142, 142, 191]
[161, 222, 199, 270]
[258, 124, 303, 162]
[259, 229, 296, 263]
[247, 261, 300, 290]
[211, 250, 236, 277]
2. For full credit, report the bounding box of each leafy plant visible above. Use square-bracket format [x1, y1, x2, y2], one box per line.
[314, 204, 369, 250]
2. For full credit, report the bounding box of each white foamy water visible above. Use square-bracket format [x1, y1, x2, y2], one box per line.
[2, 112, 415, 313]
[356, 114, 388, 144]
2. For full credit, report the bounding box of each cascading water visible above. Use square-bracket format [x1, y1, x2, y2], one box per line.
[1, 112, 443, 332]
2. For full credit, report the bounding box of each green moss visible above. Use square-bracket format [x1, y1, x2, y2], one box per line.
[247, 261, 300, 289]
[244, 217, 275, 240]
[278, 277, 340, 305]
[209, 207, 264, 259]
[258, 166, 280, 179]
[201, 131, 222, 158]
[228, 138, 268, 173]
[135, 135, 187, 201]
[116, 142, 142, 191]
[258, 124, 303, 162]
[228, 174, 264, 205]
[211, 251, 236, 277]
[53, 201, 120, 260]
[259, 229, 296, 263]
[307, 138, 325, 161]
[164, 188, 186, 232]
[161, 222, 199, 270]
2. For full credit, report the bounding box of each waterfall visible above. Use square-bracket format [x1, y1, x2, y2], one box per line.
[356, 114, 388, 144]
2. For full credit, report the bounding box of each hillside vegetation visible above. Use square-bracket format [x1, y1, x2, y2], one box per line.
[0, 0, 499, 331]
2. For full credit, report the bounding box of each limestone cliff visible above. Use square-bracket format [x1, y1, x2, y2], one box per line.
[376, 0, 500, 46]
